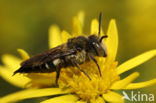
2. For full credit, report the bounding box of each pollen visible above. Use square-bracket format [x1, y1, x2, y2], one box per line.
[59, 57, 120, 101]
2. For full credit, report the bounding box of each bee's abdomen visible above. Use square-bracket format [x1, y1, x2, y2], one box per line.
[14, 62, 57, 75]
[14, 51, 87, 75]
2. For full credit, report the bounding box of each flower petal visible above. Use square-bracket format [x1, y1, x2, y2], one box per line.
[17, 49, 30, 61]
[76, 100, 87, 103]
[72, 16, 82, 36]
[26, 73, 56, 87]
[49, 25, 62, 48]
[61, 30, 72, 44]
[90, 19, 104, 35]
[105, 19, 118, 63]
[90, 19, 99, 34]
[117, 49, 156, 75]
[110, 72, 140, 89]
[0, 66, 30, 88]
[1, 54, 21, 71]
[41, 94, 78, 103]
[95, 97, 105, 103]
[0, 88, 70, 103]
[123, 78, 156, 89]
[103, 91, 124, 103]
[77, 11, 85, 27]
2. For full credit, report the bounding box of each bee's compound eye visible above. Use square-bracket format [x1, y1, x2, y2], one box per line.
[92, 42, 106, 57]
[92, 42, 100, 48]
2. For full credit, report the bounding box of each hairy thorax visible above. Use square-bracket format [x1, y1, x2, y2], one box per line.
[65, 50, 88, 66]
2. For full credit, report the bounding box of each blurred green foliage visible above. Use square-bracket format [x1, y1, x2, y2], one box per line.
[0, 0, 155, 103]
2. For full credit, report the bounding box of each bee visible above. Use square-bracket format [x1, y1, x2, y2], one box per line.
[14, 13, 108, 84]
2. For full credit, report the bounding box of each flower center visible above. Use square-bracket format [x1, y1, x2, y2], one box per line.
[59, 57, 120, 100]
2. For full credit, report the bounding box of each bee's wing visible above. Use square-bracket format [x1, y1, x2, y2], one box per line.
[21, 44, 76, 67]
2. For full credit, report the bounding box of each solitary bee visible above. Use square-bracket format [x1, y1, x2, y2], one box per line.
[14, 13, 108, 84]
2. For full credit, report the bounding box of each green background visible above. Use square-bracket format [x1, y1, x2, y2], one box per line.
[0, 0, 156, 103]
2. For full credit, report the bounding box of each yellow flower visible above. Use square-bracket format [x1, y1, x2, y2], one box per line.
[0, 12, 156, 103]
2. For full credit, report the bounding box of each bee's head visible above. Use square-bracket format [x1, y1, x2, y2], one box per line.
[87, 12, 108, 57]
[88, 35, 107, 57]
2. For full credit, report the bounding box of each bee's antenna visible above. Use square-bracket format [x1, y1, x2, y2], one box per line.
[99, 35, 108, 42]
[98, 12, 102, 37]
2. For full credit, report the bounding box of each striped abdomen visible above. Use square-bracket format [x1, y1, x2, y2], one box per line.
[14, 49, 87, 74]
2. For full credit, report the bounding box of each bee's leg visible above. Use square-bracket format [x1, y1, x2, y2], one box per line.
[75, 63, 91, 80]
[55, 68, 61, 85]
[89, 55, 102, 77]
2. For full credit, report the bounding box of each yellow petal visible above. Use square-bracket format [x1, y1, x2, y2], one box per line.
[1, 54, 21, 71]
[72, 16, 82, 36]
[123, 78, 156, 89]
[110, 72, 140, 89]
[103, 91, 124, 103]
[0, 88, 70, 103]
[105, 19, 118, 63]
[95, 97, 105, 103]
[41, 94, 78, 103]
[77, 11, 85, 27]
[0, 66, 30, 88]
[26, 73, 56, 87]
[90, 19, 99, 34]
[49, 25, 62, 48]
[17, 49, 30, 61]
[117, 49, 156, 75]
[76, 100, 87, 103]
[61, 30, 72, 44]
[90, 19, 104, 36]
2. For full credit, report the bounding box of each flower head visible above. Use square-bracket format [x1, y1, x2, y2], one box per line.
[0, 12, 156, 103]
